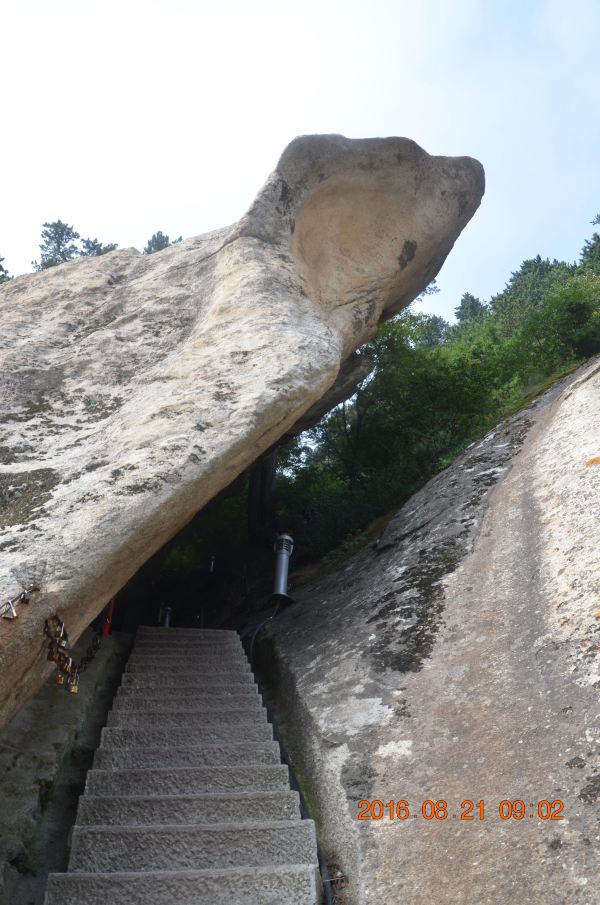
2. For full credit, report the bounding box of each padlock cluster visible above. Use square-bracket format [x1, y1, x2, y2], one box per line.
[1, 584, 39, 620]
[44, 616, 101, 695]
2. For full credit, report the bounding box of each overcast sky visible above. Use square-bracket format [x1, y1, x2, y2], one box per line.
[2, 0, 599, 321]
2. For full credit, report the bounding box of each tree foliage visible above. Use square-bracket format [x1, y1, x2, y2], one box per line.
[276, 221, 600, 563]
[80, 237, 118, 257]
[454, 291, 489, 326]
[33, 220, 80, 270]
[32, 220, 118, 270]
[489, 255, 576, 336]
[0, 256, 11, 284]
[143, 231, 182, 254]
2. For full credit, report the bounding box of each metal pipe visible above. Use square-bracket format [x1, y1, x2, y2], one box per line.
[273, 533, 294, 601]
[158, 605, 172, 627]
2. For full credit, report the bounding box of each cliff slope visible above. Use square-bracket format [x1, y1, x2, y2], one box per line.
[265, 358, 600, 905]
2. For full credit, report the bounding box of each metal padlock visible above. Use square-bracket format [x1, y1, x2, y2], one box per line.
[56, 672, 65, 686]
[67, 673, 79, 694]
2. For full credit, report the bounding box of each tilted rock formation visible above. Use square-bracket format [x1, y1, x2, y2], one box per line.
[262, 359, 600, 905]
[0, 134, 484, 726]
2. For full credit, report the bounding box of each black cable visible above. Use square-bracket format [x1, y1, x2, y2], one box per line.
[248, 600, 280, 671]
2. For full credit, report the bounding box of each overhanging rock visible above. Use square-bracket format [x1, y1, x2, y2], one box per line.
[0, 134, 484, 726]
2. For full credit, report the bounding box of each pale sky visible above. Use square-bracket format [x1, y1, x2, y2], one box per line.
[1, 0, 599, 321]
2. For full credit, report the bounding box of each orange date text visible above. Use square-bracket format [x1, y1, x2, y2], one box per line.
[357, 799, 564, 821]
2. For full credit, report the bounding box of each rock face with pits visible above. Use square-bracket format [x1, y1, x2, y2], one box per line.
[0, 134, 484, 726]
[262, 359, 600, 905]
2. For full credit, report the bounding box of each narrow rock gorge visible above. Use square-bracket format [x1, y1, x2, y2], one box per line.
[4, 131, 597, 905]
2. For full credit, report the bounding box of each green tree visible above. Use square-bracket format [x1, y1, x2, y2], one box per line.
[33, 220, 80, 270]
[80, 237, 118, 257]
[404, 312, 449, 348]
[417, 278, 440, 298]
[490, 255, 575, 336]
[579, 216, 600, 276]
[580, 234, 600, 275]
[454, 292, 489, 326]
[143, 231, 182, 254]
[32, 221, 118, 270]
[519, 274, 600, 366]
[0, 256, 11, 284]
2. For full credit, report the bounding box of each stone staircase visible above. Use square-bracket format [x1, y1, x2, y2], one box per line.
[44, 626, 320, 904]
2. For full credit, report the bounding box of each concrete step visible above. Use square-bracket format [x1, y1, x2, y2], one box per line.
[44, 625, 319, 905]
[85, 765, 290, 796]
[106, 708, 268, 729]
[46, 864, 319, 905]
[120, 672, 254, 688]
[68, 821, 318, 872]
[136, 627, 239, 638]
[125, 654, 250, 673]
[131, 645, 245, 657]
[125, 655, 251, 670]
[114, 685, 260, 703]
[125, 660, 251, 674]
[76, 791, 301, 825]
[100, 724, 274, 748]
[132, 637, 246, 649]
[110, 695, 264, 714]
[129, 649, 247, 661]
[94, 742, 280, 769]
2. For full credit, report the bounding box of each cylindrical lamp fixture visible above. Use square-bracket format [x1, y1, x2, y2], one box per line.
[272, 534, 294, 603]
[158, 605, 173, 627]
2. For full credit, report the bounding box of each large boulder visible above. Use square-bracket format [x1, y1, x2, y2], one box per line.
[0, 134, 484, 726]
[261, 359, 600, 904]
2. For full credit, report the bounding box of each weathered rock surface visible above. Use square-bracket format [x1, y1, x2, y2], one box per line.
[0, 134, 483, 726]
[0, 631, 130, 905]
[262, 359, 600, 905]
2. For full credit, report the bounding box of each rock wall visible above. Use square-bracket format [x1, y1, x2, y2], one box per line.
[261, 359, 600, 905]
[0, 631, 131, 905]
[0, 134, 484, 726]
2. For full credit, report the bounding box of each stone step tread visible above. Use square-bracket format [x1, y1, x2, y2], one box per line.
[68, 821, 318, 872]
[115, 686, 259, 700]
[127, 651, 249, 661]
[100, 725, 274, 748]
[94, 743, 281, 769]
[106, 709, 269, 728]
[124, 662, 252, 673]
[132, 638, 246, 656]
[76, 791, 300, 825]
[126, 660, 251, 670]
[110, 697, 264, 713]
[136, 628, 239, 637]
[85, 765, 290, 796]
[130, 652, 247, 661]
[132, 638, 245, 654]
[133, 634, 244, 643]
[45, 865, 319, 905]
[124, 663, 251, 674]
[120, 675, 255, 688]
